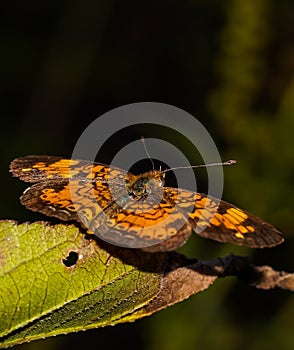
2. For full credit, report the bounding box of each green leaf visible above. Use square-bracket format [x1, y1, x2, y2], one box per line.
[0, 221, 165, 348]
[2, 220, 288, 348]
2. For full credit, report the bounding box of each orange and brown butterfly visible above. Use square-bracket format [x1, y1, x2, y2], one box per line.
[10, 155, 284, 252]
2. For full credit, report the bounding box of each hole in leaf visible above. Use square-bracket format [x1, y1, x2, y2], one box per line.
[62, 251, 79, 267]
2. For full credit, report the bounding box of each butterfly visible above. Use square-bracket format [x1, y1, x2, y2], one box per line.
[10, 155, 284, 252]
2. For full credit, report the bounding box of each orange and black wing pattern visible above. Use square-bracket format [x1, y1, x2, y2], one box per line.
[10, 156, 190, 249]
[10, 156, 284, 250]
[10, 155, 129, 221]
[164, 188, 284, 248]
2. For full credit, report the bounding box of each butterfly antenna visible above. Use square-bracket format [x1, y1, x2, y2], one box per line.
[162, 159, 237, 173]
[141, 136, 155, 170]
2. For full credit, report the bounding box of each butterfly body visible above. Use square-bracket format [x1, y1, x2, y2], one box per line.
[126, 170, 165, 199]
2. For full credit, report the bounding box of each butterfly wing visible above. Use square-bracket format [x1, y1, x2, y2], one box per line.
[164, 187, 284, 248]
[10, 155, 132, 225]
[97, 190, 191, 249]
[10, 156, 188, 249]
[141, 222, 193, 252]
[10, 155, 131, 186]
[18, 179, 118, 224]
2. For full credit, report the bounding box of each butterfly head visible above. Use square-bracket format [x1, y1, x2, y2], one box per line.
[127, 170, 165, 199]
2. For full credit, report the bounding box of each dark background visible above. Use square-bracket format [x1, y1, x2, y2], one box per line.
[1, 1, 293, 349]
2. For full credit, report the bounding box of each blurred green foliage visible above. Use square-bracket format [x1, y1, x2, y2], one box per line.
[1, 0, 293, 349]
